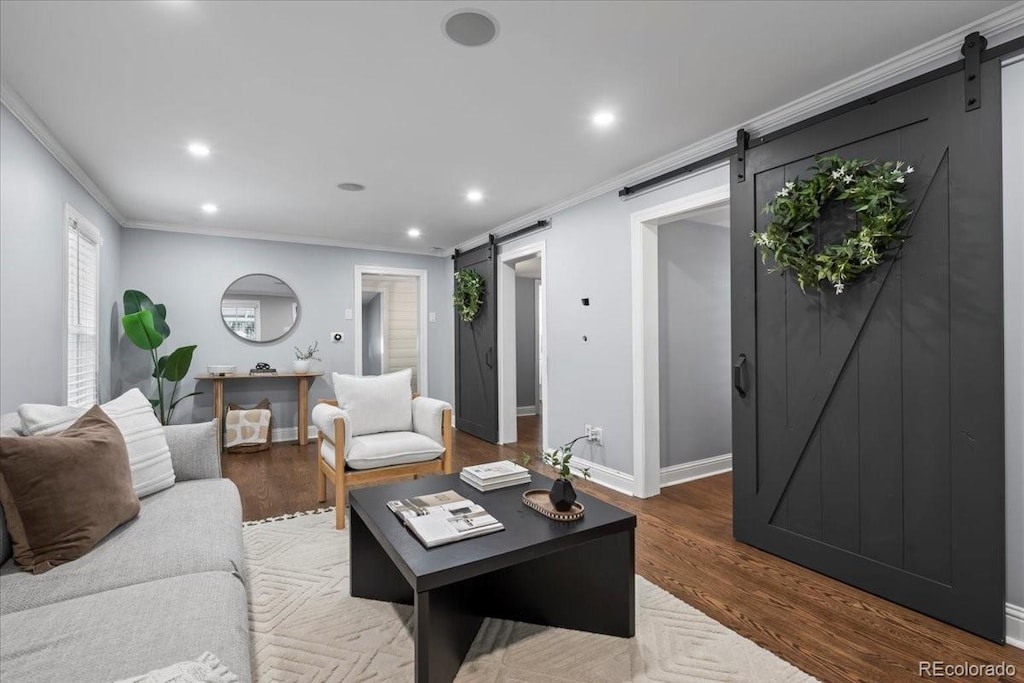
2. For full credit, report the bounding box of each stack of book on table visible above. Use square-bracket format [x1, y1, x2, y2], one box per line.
[387, 490, 503, 548]
[460, 461, 532, 492]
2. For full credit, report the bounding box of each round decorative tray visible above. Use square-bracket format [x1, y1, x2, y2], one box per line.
[522, 489, 585, 521]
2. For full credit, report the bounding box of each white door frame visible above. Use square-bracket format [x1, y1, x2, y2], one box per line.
[354, 265, 429, 395]
[630, 184, 730, 498]
[535, 278, 543, 415]
[497, 240, 548, 447]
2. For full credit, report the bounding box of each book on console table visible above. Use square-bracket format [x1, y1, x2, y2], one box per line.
[460, 461, 532, 492]
[386, 490, 503, 548]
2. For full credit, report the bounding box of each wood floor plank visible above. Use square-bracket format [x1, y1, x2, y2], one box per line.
[222, 416, 1024, 682]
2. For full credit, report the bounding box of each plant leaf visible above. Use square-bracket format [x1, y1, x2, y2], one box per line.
[153, 355, 169, 379]
[123, 289, 155, 316]
[124, 290, 170, 337]
[162, 345, 197, 382]
[153, 303, 170, 338]
[169, 390, 202, 410]
[122, 310, 165, 350]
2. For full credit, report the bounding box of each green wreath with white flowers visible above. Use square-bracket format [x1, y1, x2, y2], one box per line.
[453, 268, 486, 322]
[751, 155, 913, 294]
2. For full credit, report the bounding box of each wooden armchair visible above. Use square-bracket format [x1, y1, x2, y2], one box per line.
[313, 375, 452, 530]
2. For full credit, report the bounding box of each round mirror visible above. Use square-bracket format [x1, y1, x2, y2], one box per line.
[220, 274, 299, 343]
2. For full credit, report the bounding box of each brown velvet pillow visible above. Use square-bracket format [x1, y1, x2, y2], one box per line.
[0, 405, 141, 573]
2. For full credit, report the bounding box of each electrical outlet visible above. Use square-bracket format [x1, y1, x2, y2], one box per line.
[590, 427, 604, 446]
[585, 424, 593, 440]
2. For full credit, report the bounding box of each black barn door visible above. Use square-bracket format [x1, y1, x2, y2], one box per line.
[731, 59, 1005, 641]
[454, 240, 499, 443]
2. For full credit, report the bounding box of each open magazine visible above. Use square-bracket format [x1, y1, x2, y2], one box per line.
[386, 490, 504, 548]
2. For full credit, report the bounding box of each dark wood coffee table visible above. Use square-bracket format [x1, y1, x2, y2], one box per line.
[348, 471, 636, 683]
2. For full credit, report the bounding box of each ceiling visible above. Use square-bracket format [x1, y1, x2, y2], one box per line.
[0, 1, 1013, 253]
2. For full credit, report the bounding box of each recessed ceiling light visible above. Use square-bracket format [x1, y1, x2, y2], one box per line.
[407, 227, 422, 238]
[466, 189, 484, 203]
[201, 203, 218, 214]
[592, 111, 616, 128]
[337, 182, 366, 192]
[188, 142, 211, 158]
[443, 10, 498, 47]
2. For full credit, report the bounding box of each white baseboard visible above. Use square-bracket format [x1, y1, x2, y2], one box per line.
[574, 453, 732, 496]
[517, 405, 538, 416]
[570, 456, 635, 496]
[271, 426, 318, 443]
[660, 453, 733, 488]
[1007, 603, 1024, 649]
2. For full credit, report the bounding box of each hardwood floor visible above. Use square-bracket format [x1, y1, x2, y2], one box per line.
[223, 416, 1024, 682]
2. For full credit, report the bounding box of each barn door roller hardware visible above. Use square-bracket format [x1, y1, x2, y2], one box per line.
[734, 129, 750, 183]
[495, 219, 550, 246]
[962, 31, 987, 112]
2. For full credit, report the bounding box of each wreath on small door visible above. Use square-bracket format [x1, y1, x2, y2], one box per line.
[751, 155, 913, 294]
[453, 268, 486, 322]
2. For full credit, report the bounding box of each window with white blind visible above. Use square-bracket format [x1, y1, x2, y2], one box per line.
[65, 205, 102, 407]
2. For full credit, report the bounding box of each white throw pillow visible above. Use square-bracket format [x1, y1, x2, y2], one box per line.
[332, 369, 413, 436]
[17, 388, 176, 497]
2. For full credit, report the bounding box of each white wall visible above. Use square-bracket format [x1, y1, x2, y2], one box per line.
[0, 104, 123, 413]
[1001, 56, 1024, 623]
[119, 228, 453, 429]
[256, 295, 297, 340]
[515, 276, 538, 409]
[499, 164, 731, 474]
[658, 218, 731, 467]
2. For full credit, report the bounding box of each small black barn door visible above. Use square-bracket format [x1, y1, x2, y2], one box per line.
[731, 58, 1004, 641]
[454, 239, 499, 443]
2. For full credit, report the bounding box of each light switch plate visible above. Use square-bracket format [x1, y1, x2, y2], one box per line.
[429, 312, 437, 323]
[344, 308, 353, 320]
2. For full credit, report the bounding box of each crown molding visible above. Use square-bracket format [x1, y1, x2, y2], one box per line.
[122, 220, 447, 258]
[456, 2, 1024, 251]
[0, 81, 128, 226]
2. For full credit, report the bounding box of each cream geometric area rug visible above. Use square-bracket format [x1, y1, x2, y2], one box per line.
[243, 509, 816, 683]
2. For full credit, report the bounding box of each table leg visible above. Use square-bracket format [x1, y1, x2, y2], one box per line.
[349, 506, 413, 605]
[297, 375, 310, 446]
[415, 585, 484, 683]
[212, 379, 224, 451]
[461, 529, 635, 637]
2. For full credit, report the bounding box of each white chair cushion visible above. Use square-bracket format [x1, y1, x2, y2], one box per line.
[321, 431, 443, 471]
[331, 369, 412, 436]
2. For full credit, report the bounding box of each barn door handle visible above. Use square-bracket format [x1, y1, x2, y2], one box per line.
[733, 355, 748, 398]
[485, 347, 494, 369]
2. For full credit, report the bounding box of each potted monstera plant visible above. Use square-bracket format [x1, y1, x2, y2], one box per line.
[121, 289, 199, 425]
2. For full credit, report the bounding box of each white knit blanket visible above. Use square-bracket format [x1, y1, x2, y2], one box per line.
[115, 652, 238, 683]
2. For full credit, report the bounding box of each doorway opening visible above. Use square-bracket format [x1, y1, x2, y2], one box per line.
[354, 266, 428, 394]
[630, 183, 731, 498]
[497, 240, 547, 447]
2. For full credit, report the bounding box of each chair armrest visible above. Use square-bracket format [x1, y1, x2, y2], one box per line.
[412, 396, 451, 445]
[163, 419, 222, 481]
[312, 403, 351, 456]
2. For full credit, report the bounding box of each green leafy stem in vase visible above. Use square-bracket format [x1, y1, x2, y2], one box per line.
[522, 435, 592, 482]
[121, 289, 199, 425]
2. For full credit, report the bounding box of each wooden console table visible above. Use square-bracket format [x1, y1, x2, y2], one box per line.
[194, 372, 324, 447]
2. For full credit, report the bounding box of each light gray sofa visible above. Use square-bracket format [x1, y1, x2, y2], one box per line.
[0, 416, 252, 683]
